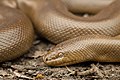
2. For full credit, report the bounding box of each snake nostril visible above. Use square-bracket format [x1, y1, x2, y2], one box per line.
[45, 58, 49, 61]
[45, 56, 52, 62]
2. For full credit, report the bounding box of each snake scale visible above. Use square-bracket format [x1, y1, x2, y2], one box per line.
[0, 0, 120, 66]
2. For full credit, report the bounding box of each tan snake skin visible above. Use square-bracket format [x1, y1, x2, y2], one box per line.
[17, 0, 120, 44]
[0, 0, 120, 66]
[41, 0, 120, 66]
[0, 6, 34, 62]
[61, 0, 114, 13]
[43, 35, 120, 66]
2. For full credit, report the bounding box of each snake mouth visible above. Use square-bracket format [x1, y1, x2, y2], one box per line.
[43, 56, 63, 63]
[43, 55, 64, 66]
[43, 55, 81, 66]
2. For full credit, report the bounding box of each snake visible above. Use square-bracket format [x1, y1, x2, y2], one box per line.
[0, 5, 34, 62]
[0, 0, 120, 66]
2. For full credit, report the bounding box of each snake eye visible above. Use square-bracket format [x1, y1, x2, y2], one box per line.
[58, 52, 64, 57]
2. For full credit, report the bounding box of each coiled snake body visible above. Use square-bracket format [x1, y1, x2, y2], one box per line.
[0, 6, 34, 62]
[0, 0, 120, 66]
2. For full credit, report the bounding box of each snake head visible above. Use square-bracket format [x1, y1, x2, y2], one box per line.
[43, 47, 81, 66]
[43, 49, 65, 66]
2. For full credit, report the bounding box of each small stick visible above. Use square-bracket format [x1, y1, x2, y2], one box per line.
[66, 64, 104, 77]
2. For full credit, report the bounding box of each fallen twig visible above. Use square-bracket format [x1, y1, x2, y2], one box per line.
[66, 64, 104, 77]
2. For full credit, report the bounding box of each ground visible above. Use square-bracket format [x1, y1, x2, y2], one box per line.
[0, 37, 120, 80]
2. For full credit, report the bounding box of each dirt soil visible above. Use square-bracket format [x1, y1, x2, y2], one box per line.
[0, 37, 120, 80]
